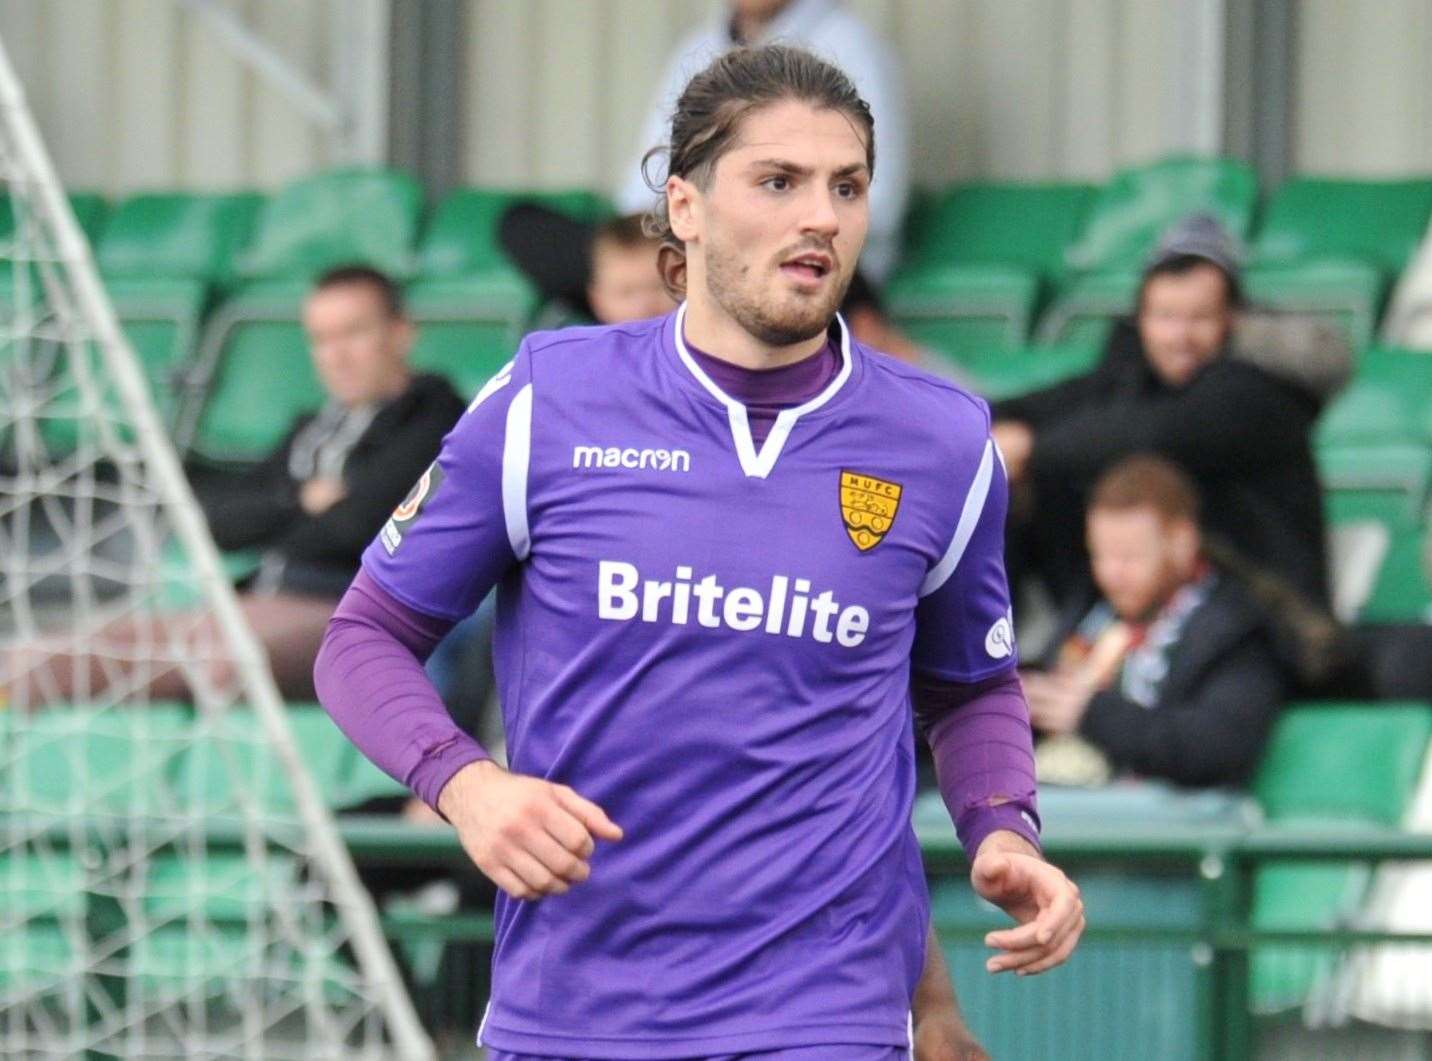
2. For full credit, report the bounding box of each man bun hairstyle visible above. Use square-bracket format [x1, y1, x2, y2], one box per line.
[640, 44, 876, 253]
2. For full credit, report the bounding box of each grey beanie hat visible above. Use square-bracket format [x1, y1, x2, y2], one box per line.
[1146, 212, 1243, 280]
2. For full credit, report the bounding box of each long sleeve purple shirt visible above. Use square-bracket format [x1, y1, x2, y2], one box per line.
[315, 331, 1038, 844]
[315, 311, 1040, 1055]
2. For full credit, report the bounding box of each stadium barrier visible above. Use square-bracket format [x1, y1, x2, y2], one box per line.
[9, 813, 1432, 1059]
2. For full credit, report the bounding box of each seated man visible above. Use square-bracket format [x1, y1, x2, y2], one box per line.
[1025, 454, 1287, 788]
[995, 214, 1335, 607]
[7, 264, 465, 704]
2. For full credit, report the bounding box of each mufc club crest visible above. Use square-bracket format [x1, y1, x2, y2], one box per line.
[380, 462, 445, 555]
[839, 470, 903, 552]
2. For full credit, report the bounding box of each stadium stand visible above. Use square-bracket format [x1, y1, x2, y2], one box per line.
[1247, 177, 1432, 348]
[13, 154, 1432, 1056]
[883, 180, 1095, 362]
[407, 187, 610, 398]
[1036, 156, 1259, 346]
[1249, 703, 1432, 1014]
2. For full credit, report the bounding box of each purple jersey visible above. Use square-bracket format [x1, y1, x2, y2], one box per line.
[361, 306, 1017, 1057]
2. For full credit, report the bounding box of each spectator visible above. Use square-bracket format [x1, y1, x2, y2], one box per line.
[995, 214, 1332, 606]
[616, 0, 910, 284]
[1025, 455, 1287, 788]
[497, 207, 676, 324]
[7, 265, 464, 704]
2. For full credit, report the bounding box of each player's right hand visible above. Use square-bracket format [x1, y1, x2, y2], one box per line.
[437, 759, 623, 901]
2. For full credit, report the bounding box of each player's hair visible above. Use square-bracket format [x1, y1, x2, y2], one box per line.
[593, 213, 658, 252]
[312, 263, 406, 319]
[640, 44, 875, 251]
[1137, 253, 1245, 311]
[1089, 454, 1201, 527]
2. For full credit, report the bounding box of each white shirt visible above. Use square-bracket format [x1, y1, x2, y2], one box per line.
[615, 0, 911, 284]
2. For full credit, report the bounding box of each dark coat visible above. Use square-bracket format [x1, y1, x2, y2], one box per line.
[996, 319, 1329, 603]
[199, 372, 465, 597]
[1053, 576, 1288, 788]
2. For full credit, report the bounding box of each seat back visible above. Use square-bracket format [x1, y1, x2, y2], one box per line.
[97, 192, 263, 283]
[1253, 177, 1432, 273]
[903, 181, 1096, 276]
[418, 187, 611, 277]
[1252, 703, 1432, 825]
[237, 168, 422, 281]
[1064, 156, 1258, 273]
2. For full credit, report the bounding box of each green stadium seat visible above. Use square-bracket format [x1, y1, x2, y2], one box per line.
[1244, 259, 1384, 349]
[2, 705, 191, 817]
[407, 272, 539, 400]
[885, 263, 1039, 357]
[97, 192, 264, 286]
[1247, 178, 1432, 351]
[887, 181, 1096, 358]
[1034, 268, 1137, 346]
[1249, 703, 1432, 1012]
[236, 168, 423, 282]
[1036, 158, 1258, 346]
[1063, 156, 1259, 274]
[1253, 704, 1432, 824]
[954, 341, 1101, 401]
[1319, 441, 1432, 526]
[132, 853, 302, 997]
[0, 192, 107, 293]
[0, 853, 87, 925]
[901, 181, 1097, 277]
[1250, 859, 1373, 1014]
[1317, 347, 1432, 447]
[0, 849, 87, 994]
[1356, 521, 1432, 622]
[179, 703, 391, 814]
[181, 280, 323, 464]
[418, 187, 611, 278]
[1252, 177, 1432, 277]
[406, 188, 610, 396]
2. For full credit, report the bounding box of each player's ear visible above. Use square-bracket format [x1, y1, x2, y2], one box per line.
[666, 175, 701, 244]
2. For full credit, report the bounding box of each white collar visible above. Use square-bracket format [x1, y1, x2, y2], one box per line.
[671, 300, 853, 478]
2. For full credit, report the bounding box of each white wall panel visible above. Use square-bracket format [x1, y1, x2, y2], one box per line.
[8, 0, 1432, 199]
[1296, 0, 1432, 176]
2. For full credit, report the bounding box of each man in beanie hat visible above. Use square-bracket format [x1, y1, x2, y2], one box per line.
[993, 213, 1331, 609]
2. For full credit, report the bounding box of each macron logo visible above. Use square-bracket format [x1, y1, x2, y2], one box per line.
[573, 445, 691, 473]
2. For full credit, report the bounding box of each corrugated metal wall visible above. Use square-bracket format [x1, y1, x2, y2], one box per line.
[462, 0, 1197, 190]
[4, 0, 1432, 197]
[1296, 0, 1432, 176]
[0, 0, 334, 194]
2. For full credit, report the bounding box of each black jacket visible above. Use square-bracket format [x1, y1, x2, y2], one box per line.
[996, 319, 1329, 603]
[199, 372, 465, 597]
[1051, 576, 1287, 788]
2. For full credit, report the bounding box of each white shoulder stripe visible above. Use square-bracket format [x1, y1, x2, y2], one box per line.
[920, 438, 995, 597]
[502, 382, 533, 561]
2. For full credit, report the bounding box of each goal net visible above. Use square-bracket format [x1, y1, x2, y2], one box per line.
[0, 34, 431, 1061]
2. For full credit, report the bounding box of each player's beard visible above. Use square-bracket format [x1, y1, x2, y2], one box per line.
[702, 233, 851, 348]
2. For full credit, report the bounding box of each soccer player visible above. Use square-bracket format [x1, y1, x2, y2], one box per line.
[316, 44, 1083, 1059]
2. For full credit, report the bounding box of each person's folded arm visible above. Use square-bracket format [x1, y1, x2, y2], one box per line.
[1078, 636, 1286, 787]
[282, 397, 463, 563]
[199, 427, 304, 550]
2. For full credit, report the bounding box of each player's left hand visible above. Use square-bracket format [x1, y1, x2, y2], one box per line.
[972, 835, 1084, 976]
